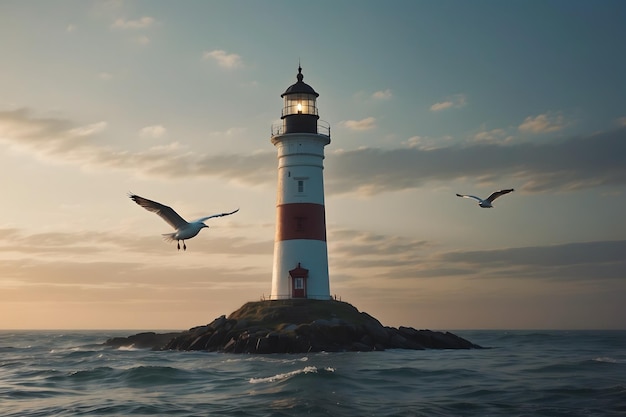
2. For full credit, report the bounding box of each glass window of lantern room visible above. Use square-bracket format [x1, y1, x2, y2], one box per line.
[284, 94, 316, 116]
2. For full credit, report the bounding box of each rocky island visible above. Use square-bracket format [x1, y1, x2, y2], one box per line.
[105, 299, 481, 353]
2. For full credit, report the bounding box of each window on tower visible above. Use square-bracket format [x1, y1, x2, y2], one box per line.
[294, 277, 304, 289]
[294, 176, 308, 195]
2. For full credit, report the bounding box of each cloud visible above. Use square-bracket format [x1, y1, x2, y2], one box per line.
[202, 50, 243, 69]
[68, 121, 107, 137]
[0, 227, 270, 258]
[404, 135, 453, 150]
[339, 117, 376, 131]
[518, 112, 565, 133]
[324, 127, 626, 195]
[430, 94, 466, 112]
[329, 229, 431, 272]
[0, 109, 103, 157]
[430, 102, 453, 112]
[328, 227, 626, 286]
[0, 108, 274, 184]
[438, 240, 626, 281]
[139, 125, 166, 139]
[112, 16, 156, 29]
[2, 221, 624, 328]
[617, 116, 626, 126]
[8, 221, 621, 293]
[471, 128, 513, 144]
[2, 109, 625, 195]
[0, 225, 272, 326]
[66, 24, 76, 33]
[405, 135, 427, 149]
[372, 89, 392, 100]
[441, 240, 626, 268]
[0, 252, 269, 329]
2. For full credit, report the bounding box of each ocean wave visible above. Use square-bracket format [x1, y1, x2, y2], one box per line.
[3, 330, 626, 417]
[65, 366, 116, 381]
[36, 365, 195, 388]
[529, 356, 625, 375]
[122, 365, 193, 386]
[249, 366, 335, 384]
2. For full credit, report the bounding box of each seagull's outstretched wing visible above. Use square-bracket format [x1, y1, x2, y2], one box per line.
[485, 189, 514, 203]
[456, 193, 483, 202]
[129, 194, 188, 229]
[193, 208, 240, 223]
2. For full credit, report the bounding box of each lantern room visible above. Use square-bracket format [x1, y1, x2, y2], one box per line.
[280, 66, 320, 134]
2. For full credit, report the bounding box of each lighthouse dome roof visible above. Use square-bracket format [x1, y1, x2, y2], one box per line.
[281, 66, 319, 98]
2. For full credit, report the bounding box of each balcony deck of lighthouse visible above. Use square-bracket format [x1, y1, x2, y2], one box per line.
[270, 67, 331, 300]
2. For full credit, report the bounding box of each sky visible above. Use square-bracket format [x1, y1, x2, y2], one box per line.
[1, 0, 625, 330]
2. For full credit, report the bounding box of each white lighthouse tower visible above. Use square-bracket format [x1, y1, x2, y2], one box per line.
[270, 66, 331, 300]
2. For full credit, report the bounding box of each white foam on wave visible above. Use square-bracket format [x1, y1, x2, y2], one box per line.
[117, 344, 140, 351]
[593, 356, 623, 363]
[49, 346, 83, 354]
[228, 355, 309, 365]
[249, 366, 320, 384]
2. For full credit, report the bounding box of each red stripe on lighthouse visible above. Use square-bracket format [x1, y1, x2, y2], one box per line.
[276, 203, 326, 241]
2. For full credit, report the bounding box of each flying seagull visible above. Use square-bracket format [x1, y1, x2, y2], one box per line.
[129, 194, 239, 250]
[456, 188, 514, 208]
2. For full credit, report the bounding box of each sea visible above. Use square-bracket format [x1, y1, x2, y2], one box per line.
[1, 330, 624, 417]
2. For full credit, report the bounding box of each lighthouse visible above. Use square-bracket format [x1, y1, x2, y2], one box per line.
[270, 67, 331, 300]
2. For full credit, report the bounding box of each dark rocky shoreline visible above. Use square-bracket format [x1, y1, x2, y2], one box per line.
[105, 299, 481, 353]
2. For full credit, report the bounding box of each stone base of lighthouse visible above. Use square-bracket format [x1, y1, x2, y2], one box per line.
[270, 239, 330, 300]
[107, 299, 482, 352]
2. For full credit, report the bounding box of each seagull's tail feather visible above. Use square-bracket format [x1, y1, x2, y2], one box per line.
[162, 233, 177, 242]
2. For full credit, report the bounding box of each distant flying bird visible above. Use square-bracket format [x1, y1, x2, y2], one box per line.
[129, 194, 239, 250]
[456, 188, 514, 208]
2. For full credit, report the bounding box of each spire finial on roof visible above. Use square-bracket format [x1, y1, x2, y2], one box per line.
[297, 63, 303, 82]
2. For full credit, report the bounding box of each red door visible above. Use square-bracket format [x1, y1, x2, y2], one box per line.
[289, 263, 309, 299]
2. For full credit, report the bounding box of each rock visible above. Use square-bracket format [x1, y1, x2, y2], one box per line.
[295, 323, 312, 336]
[389, 332, 410, 349]
[350, 341, 373, 352]
[104, 332, 181, 350]
[277, 323, 298, 332]
[103, 299, 482, 353]
[362, 321, 389, 344]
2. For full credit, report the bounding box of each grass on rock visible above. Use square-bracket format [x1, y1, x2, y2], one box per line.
[227, 299, 379, 329]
